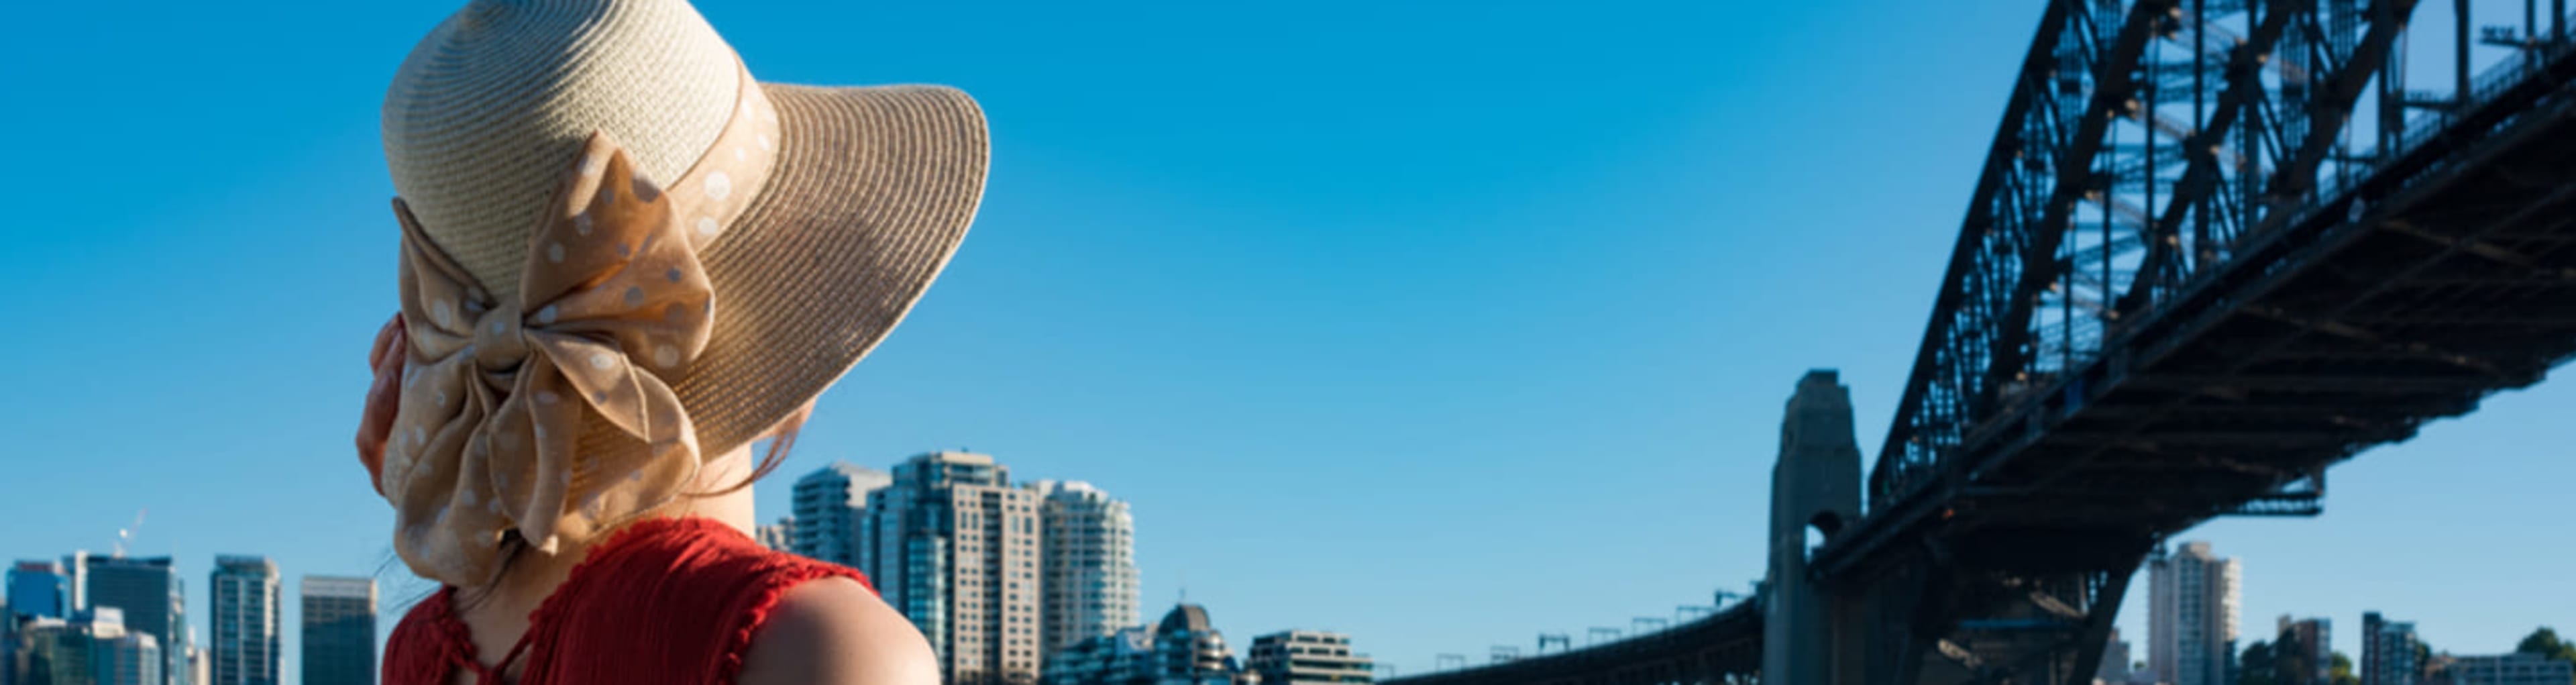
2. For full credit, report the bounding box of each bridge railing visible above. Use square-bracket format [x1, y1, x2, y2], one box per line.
[2324, 28, 2567, 202]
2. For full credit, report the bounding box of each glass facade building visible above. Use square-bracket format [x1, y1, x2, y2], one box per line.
[7, 562, 69, 621]
[298, 576, 376, 685]
[72, 554, 187, 685]
[208, 556, 278, 685]
[2363, 613, 2423, 685]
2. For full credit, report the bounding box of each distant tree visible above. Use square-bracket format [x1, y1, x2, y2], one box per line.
[2330, 651, 2359, 685]
[2518, 627, 2576, 664]
[2243, 641, 2279, 685]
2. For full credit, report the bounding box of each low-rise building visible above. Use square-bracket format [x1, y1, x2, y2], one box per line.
[1044, 604, 1248, 685]
[16, 608, 162, 685]
[2439, 653, 2573, 685]
[1246, 631, 1372, 685]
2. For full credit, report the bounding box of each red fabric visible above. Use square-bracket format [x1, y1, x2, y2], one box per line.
[384, 517, 871, 685]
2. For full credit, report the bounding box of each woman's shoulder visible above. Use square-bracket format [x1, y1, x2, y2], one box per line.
[735, 576, 941, 685]
[604, 519, 936, 685]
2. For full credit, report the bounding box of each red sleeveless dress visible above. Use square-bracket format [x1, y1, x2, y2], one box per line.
[383, 517, 869, 685]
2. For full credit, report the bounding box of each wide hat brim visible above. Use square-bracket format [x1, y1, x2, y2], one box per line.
[578, 81, 987, 463]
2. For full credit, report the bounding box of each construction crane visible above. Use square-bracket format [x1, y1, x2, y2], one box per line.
[111, 509, 146, 557]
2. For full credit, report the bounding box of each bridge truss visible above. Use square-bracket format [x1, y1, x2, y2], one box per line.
[1827, 0, 2576, 682]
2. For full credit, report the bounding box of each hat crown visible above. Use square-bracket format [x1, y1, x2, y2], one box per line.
[384, 0, 743, 302]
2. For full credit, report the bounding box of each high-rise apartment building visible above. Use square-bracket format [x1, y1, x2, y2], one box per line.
[2277, 617, 2332, 685]
[862, 452, 1044, 685]
[2363, 613, 2424, 685]
[1247, 631, 1374, 685]
[7, 562, 68, 621]
[73, 554, 187, 685]
[299, 576, 376, 685]
[2149, 541, 2239, 685]
[209, 556, 279, 685]
[1031, 480, 1140, 660]
[793, 462, 892, 567]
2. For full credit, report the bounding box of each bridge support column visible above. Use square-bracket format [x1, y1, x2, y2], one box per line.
[1825, 547, 1940, 685]
[1839, 537, 2148, 685]
[1764, 371, 1862, 685]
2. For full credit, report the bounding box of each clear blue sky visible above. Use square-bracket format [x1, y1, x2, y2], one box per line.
[1, 1, 2569, 682]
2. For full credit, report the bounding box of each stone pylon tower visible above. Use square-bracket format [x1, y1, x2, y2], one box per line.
[1764, 370, 1862, 685]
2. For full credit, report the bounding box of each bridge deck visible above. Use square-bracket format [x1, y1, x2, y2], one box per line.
[1383, 602, 1762, 685]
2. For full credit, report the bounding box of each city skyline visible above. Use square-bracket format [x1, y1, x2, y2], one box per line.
[6, 1, 2576, 682]
[7, 440, 2572, 682]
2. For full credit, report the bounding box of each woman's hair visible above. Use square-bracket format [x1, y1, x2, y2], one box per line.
[693, 403, 812, 498]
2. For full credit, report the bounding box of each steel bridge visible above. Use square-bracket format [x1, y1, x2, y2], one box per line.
[1386, 1, 2576, 684]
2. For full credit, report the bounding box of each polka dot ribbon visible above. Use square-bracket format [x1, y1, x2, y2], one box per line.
[383, 134, 720, 587]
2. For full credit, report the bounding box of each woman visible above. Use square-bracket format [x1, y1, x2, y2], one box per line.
[350, 0, 987, 682]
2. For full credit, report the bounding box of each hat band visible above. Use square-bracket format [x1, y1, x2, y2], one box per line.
[672, 59, 784, 251]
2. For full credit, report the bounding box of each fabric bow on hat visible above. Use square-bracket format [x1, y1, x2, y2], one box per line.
[382, 131, 715, 586]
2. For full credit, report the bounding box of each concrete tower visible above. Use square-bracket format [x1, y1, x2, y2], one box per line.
[1764, 370, 1862, 685]
[792, 462, 890, 567]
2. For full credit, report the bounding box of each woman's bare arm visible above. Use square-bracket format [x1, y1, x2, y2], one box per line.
[738, 577, 942, 685]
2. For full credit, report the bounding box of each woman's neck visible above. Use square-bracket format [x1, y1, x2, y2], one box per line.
[451, 446, 759, 672]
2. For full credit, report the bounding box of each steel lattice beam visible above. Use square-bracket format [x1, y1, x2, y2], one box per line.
[2116, 0, 2303, 315]
[2266, 0, 2425, 201]
[1980, 0, 2180, 417]
[1871, 0, 2079, 507]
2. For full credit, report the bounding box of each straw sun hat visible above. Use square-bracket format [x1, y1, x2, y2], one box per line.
[376, 0, 987, 585]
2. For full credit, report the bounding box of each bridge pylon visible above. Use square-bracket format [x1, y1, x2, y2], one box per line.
[1764, 370, 1862, 685]
[1770, 370, 2151, 685]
